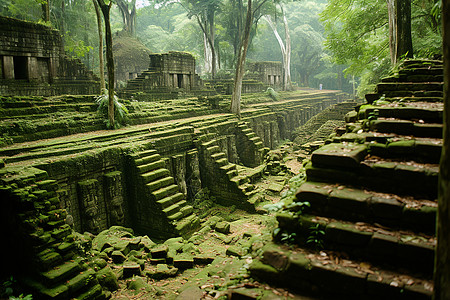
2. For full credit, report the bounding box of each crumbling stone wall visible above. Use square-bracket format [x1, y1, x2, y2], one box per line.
[247, 61, 283, 87]
[0, 16, 99, 96]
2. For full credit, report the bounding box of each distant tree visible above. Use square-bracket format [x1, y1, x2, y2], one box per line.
[42, 0, 50, 22]
[93, 0, 105, 91]
[96, 0, 115, 128]
[183, 0, 221, 78]
[230, 0, 277, 117]
[116, 0, 136, 35]
[264, 6, 292, 90]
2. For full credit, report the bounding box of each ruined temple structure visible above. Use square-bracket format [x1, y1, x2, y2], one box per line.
[247, 61, 283, 87]
[0, 79, 349, 297]
[0, 16, 99, 96]
[121, 55, 285, 99]
[113, 31, 152, 88]
[120, 51, 206, 100]
[204, 61, 283, 95]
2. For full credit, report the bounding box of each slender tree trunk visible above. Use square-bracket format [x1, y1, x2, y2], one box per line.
[117, 0, 136, 35]
[283, 10, 292, 90]
[97, 0, 115, 128]
[387, 0, 396, 64]
[61, 0, 65, 43]
[93, 0, 105, 91]
[231, 0, 252, 117]
[265, 15, 287, 88]
[208, 8, 217, 78]
[395, 0, 413, 62]
[203, 32, 213, 74]
[42, 0, 50, 22]
[435, 2, 450, 299]
[264, 8, 292, 91]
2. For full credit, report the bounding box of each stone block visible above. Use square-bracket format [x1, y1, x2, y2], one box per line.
[215, 221, 231, 234]
[111, 251, 127, 264]
[311, 143, 367, 169]
[369, 196, 403, 220]
[173, 256, 194, 269]
[328, 187, 370, 216]
[325, 221, 372, 247]
[123, 263, 141, 278]
[368, 233, 398, 259]
[151, 244, 169, 258]
[295, 181, 331, 210]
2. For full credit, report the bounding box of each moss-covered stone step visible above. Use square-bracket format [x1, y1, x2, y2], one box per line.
[306, 155, 439, 199]
[175, 214, 201, 238]
[249, 244, 433, 299]
[376, 82, 443, 94]
[152, 184, 179, 201]
[138, 160, 166, 174]
[368, 138, 442, 164]
[157, 192, 184, 209]
[40, 260, 82, 285]
[295, 182, 436, 233]
[359, 106, 442, 124]
[146, 176, 174, 192]
[369, 119, 442, 138]
[381, 90, 443, 98]
[311, 143, 367, 169]
[276, 214, 435, 276]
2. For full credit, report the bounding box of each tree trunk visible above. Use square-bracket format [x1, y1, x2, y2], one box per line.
[265, 15, 287, 89]
[203, 32, 212, 74]
[208, 8, 216, 78]
[97, 0, 115, 128]
[231, 0, 252, 117]
[435, 1, 450, 299]
[93, 0, 105, 91]
[387, 0, 396, 64]
[117, 0, 136, 35]
[395, 0, 413, 62]
[283, 10, 292, 90]
[42, 0, 50, 22]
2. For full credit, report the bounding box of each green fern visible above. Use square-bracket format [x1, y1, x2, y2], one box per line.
[95, 90, 129, 129]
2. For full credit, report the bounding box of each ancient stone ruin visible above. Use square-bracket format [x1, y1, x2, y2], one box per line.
[0, 13, 443, 300]
[0, 16, 99, 96]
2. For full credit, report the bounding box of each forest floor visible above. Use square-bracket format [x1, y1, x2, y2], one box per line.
[96, 145, 317, 300]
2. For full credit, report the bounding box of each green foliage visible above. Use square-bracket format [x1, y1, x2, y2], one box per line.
[273, 227, 297, 244]
[306, 224, 325, 249]
[95, 90, 129, 129]
[286, 201, 310, 216]
[1, 277, 33, 300]
[266, 87, 279, 101]
[1, 0, 41, 21]
[64, 37, 94, 58]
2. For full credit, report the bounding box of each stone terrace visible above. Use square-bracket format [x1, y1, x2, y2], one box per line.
[0, 89, 351, 298]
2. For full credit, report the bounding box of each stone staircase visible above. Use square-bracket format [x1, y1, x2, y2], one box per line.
[196, 133, 261, 211]
[126, 149, 200, 240]
[249, 59, 441, 299]
[0, 168, 107, 299]
[235, 121, 268, 168]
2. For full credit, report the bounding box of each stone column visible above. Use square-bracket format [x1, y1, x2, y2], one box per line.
[186, 150, 201, 202]
[77, 179, 102, 234]
[172, 154, 187, 196]
[28, 57, 38, 81]
[3, 56, 14, 79]
[103, 171, 125, 226]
